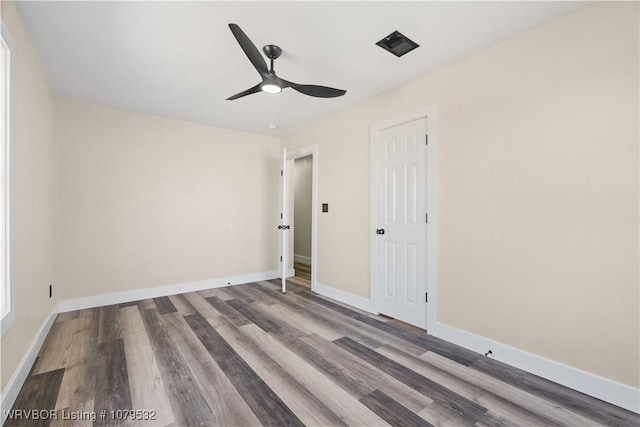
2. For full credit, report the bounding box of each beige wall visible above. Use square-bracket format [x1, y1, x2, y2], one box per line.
[0, 1, 57, 392]
[56, 100, 280, 299]
[294, 156, 312, 260]
[282, 2, 639, 387]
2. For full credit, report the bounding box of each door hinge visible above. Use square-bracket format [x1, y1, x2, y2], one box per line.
[281, 213, 283, 219]
[281, 170, 283, 176]
[425, 213, 428, 224]
[425, 292, 428, 303]
[425, 134, 428, 145]
[280, 256, 283, 262]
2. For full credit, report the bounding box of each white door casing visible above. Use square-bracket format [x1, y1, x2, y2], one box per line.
[371, 106, 437, 330]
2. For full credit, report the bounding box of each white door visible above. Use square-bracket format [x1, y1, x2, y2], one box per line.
[374, 118, 428, 327]
[279, 148, 289, 293]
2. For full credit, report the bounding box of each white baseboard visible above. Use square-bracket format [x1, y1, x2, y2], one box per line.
[1, 311, 57, 423]
[314, 282, 375, 314]
[55, 270, 280, 313]
[286, 268, 295, 278]
[294, 254, 312, 265]
[430, 321, 640, 414]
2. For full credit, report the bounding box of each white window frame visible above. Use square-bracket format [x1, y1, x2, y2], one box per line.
[1, 23, 14, 335]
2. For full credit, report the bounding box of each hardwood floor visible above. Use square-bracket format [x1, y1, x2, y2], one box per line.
[7, 280, 639, 427]
[290, 262, 311, 289]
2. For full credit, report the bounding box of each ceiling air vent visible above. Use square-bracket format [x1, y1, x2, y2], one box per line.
[376, 31, 419, 57]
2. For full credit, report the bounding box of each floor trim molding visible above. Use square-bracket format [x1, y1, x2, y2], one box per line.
[0, 311, 57, 423]
[430, 321, 640, 413]
[314, 282, 374, 314]
[55, 270, 280, 313]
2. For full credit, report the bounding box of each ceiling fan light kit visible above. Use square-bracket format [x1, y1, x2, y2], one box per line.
[226, 23, 346, 100]
[261, 83, 282, 94]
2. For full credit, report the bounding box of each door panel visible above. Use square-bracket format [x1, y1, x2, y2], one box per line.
[375, 118, 427, 327]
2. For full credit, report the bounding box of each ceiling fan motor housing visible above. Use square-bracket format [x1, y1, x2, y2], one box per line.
[263, 45, 282, 60]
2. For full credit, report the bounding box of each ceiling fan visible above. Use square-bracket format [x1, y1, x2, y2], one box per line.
[226, 24, 346, 100]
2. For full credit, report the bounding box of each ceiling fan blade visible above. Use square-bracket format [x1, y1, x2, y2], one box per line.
[228, 24, 269, 76]
[226, 83, 262, 100]
[281, 80, 346, 98]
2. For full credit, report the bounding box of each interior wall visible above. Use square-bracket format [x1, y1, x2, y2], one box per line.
[56, 100, 280, 299]
[281, 2, 639, 388]
[293, 156, 312, 261]
[0, 1, 57, 392]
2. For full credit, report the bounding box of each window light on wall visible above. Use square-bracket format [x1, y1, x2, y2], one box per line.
[1, 28, 13, 334]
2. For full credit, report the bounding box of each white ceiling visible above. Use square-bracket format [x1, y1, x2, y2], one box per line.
[15, 1, 587, 137]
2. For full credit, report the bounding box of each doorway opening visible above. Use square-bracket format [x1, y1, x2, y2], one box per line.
[279, 145, 318, 293]
[291, 155, 313, 288]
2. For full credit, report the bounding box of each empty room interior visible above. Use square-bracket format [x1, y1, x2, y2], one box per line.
[1, 1, 639, 426]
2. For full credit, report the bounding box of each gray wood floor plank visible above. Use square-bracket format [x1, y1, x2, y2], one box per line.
[471, 357, 640, 426]
[238, 323, 392, 426]
[55, 311, 80, 323]
[214, 315, 348, 427]
[163, 313, 261, 427]
[167, 294, 196, 316]
[33, 319, 79, 375]
[153, 296, 178, 315]
[205, 286, 238, 301]
[97, 304, 122, 344]
[7, 368, 65, 427]
[302, 289, 480, 365]
[261, 301, 343, 342]
[137, 299, 156, 310]
[422, 351, 602, 426]
[54, 308, 100, 411]
[226, 299, 287, 334]
[360, 389, 435, 427]
[251, 282, 389, 350]
[252, 281, 427, 355]
[291, 332, 435, 413]
[377, 345, 565, 427]
[205, 295, 251, 327]
[182, 291, 222, 321]
[222, 285, 257, 303]
[184, 312, 304, 427]
[93, 338, 132, 426]
[419, 401, 484, 427]
[119, 306, 175, 426]
[475, 411, 520, 427]
[140, 308, 215, 426]
[334, 336, 488, 424]
[118, 301, 140, 308]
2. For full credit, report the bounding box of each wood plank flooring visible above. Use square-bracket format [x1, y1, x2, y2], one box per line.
[290, 262, 311, 289]
[6, 280, 639, 427]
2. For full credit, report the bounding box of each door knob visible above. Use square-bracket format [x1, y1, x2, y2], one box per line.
[376, 229, 385, 235]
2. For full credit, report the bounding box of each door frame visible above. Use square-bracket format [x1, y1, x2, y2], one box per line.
[286, 144, 318, 292]
[370, 105, 438, 331]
